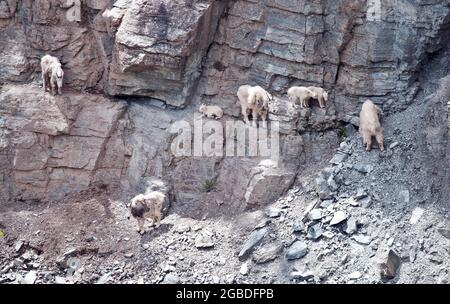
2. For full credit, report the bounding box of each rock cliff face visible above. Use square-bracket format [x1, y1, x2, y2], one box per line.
[108, 0, 228, 106]
[0, 0, 449, 209]
[0, 85, 127, 201]
[197, 0, 450, 119]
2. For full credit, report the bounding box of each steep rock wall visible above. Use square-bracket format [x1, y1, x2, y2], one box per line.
[0, 0, 449, 210]
[108, 0, 228, 106]
[197, 0, 450, 121]
[0, 85, 127, 201]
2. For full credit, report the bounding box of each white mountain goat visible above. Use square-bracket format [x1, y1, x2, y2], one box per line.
[287, 86, 317, 108]
[308, 86, 329, 108]
[41, 55, 64, 95]
[359, 100, 384, 151]
[237, 85, 272, 128]
[129, 191, 167, 234]
[199, 104, 224, 119]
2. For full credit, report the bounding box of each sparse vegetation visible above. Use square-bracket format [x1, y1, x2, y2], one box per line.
[338, 127, 346, 144]
[203, 178, 217, 193]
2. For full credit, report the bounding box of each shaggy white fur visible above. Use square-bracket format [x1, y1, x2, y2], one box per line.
[237, 85, 272, 128]
[287, 86, 317, 108]
[359, 100, 384, 151]
[41, 55, 64, 95]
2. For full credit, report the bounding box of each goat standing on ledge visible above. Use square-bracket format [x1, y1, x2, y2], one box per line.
[41, 54, 64, 95]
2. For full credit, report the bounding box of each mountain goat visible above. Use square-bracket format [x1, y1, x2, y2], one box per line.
[129, 191, 167, 234]
[359, 100, 384, 151]
[41, 55, 64, 95]
[237, 85, 272, 128]
[199, 104, 224, 119]
[287, 86, 317, 108]
[308, 86, 329, 108]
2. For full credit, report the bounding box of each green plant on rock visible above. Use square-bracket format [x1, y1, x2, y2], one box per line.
[203, 178, 217, 193]
[338, 127, 346, 144]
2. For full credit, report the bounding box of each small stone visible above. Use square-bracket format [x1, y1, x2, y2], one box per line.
[428, 255, 443, 264]
[292, 220, 306, 233]
[66, 257, 81, 272]
[316, 177, 333, 201]
[348, 271, 362, 280]
[23, 271, 37, 284]
[409, 207, 424, 225]
[398, 190, 410, 204]
[192, 225, 203, 232]
[320, 200, 333, 208]
[353, 235, 371, 245]
[389, 142, 399, 149]
[96, 273, 111, 284]
[124, 253, 134, 258]
[265, 207, 281, 218]
[85, 236, 96, 242]
[22, 250, 37, 261]
[217, 257, 227, 266]
[238, 228, 268, 258]
[377, 249, 401, 281]
[387, 237, 395, 247]
[306, 223, 323, 240]
[344, 218, 358, 235]
[13, 258, 23, 268]
[360, 197, 372, 208]
[195, 234, 215, 249]
[62, 248, 78, 257]
[240, 263, 249, 276]
[330, 211, 348, 226]
[348, 197, 360, 207]
[339, 141, 352, 153]
[341, 254, 349, 264]
[162, 273, 180, 284]
[290, 188, 300, 195]
[308, 209, 323, 221]
[212, 276, 220, 284]
[323, 231, 335, 239]
[162, 263, 173, 273]
[344, 124, 356, 137]
[285, 241, 308, 260]
[354, 188, 368, 200]
[327, 176, 340, 191]
[65, 236, 75, 242]
[354, 164, 373, 174]
[416, 241, 424, 252]
[409, 245, 417, 262]
[55, 276, 67, 284]
[290, 270, 314, 281]
[56, 248, 79, 269]
[252, 244, 282, 264]
[0, 264, 11, 275]
[15, 241, 24, 252]
[175, 224, 191, 233]
[330, 153, 348, 165]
